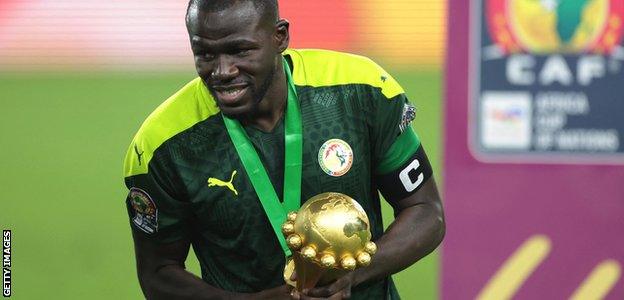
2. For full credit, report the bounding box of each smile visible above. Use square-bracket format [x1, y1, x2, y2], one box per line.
[212, 85, 249, 105]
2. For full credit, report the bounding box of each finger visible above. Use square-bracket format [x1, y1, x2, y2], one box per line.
[306, 278, 350, 297]
[321, 287, 351, 300]
[290, 289, 301, 300]
[329, 293, 344, 300]
[305, 286, 332, 297]
[299, 294, 333, 300]
[282, 284, 293, 292]
[342, 288, 351, 299]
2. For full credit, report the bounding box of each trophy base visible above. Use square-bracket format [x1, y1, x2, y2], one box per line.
[284, 252, 349, 291]
[283, 258, 296, 288]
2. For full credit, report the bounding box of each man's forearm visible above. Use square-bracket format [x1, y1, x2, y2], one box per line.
[139, 263, 237, 300]
[132, 231, 248, 300]
[353, 182, 445, 286]
[139, 264, 291, 300]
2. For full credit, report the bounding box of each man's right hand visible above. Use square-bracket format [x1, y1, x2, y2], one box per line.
[132, 228, 299, 300]
[249, 284, 294, 300]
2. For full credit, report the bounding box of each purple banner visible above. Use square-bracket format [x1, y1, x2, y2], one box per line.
[443, 0, 624, 299]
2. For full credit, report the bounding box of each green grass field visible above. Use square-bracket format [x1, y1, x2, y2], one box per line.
[0, 69, 442, 299]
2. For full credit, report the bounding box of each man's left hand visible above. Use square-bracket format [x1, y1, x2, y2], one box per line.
[292, 272, 355, 300]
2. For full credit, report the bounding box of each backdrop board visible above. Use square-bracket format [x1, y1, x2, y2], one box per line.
[444, 0, 624, 299]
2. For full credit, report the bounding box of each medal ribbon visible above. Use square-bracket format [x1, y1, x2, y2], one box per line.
[223, 58, 301, 257]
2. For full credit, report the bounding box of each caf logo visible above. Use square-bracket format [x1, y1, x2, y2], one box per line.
[486, 0, 624, 53]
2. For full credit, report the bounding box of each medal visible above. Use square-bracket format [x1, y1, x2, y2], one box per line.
[223, 57, 302, 257]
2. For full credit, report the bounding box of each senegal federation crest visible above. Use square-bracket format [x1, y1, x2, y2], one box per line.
[318, 139, 354, 177]
[486, 0, 624, 54]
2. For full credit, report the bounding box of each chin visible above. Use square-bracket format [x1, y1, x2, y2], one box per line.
[218, 102, 257, 119]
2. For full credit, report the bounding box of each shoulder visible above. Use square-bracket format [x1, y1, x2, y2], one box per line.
[123, 77, 220, 178]
[284, 49, 404, 98]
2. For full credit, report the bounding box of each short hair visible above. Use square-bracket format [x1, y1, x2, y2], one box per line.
[187, 0, 279, 22]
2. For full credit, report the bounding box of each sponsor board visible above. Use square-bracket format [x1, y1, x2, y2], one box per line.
[444, 0, 624, 299]
[471, 0, 624, 164]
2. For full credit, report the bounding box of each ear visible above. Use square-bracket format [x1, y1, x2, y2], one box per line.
[275, 19, 290, 52]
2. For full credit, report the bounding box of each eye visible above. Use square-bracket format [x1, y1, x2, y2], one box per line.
[202, 52, 216, 60]
[194, 50, 216, 61]
[235, 48, 252, 57]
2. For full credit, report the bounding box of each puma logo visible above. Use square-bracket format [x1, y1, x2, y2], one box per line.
[208, 170, 238, 196]
[134, 144, 144, 166]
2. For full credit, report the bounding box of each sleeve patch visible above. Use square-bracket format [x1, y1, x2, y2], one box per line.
[399, 104, 417, 133]
[128, 187, 159, 234]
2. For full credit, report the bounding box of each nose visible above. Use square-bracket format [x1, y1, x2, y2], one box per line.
[211, 55, 239, 82]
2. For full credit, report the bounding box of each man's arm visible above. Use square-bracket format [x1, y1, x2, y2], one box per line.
[131, 230, 294, 300]
[354, 177, 445, 283]
[302, 177, 445, 299]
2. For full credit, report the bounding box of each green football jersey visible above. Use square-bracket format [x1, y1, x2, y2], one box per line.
[123, 49, 424, 300]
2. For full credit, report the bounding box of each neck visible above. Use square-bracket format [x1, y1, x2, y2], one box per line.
[241, 59, 287, 132]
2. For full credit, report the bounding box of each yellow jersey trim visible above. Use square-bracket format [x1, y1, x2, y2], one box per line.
[284, 49, 405, 99]
[124, 78, 220, 177]
[125, 49, 401, 177]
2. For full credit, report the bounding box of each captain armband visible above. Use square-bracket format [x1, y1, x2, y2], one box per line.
[377, 145, 433, 204]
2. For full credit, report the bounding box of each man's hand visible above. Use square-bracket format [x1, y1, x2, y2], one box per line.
[291, 272, 356, 300]
[133, 229, 298, 300]
[248, 284, 294, 300]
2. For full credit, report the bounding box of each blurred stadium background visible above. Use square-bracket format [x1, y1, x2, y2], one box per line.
[0, 0, 445, 299]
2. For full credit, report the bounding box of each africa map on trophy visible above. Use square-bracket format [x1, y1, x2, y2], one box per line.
[282, 193, 377, 291]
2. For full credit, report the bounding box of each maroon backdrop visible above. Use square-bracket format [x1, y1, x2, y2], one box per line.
[443, 0, 624, 299]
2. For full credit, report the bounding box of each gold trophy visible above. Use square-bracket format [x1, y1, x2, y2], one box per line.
[282, 192, 377, 291]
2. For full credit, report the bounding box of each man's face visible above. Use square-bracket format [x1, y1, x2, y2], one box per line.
[187, 2, 286, 117]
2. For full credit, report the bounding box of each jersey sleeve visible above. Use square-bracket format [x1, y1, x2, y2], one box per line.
[367, 65, 417, 167]
[367, 65, 433, 205]
[123, 142, 192, 243]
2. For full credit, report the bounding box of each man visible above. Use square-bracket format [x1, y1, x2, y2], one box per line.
[123, 0, 445, 299]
